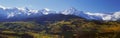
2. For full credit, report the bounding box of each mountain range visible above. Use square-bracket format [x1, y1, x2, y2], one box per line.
[0, 6, 120, 21]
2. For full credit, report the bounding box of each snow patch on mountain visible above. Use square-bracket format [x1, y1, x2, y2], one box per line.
[7, 12, 15, 18]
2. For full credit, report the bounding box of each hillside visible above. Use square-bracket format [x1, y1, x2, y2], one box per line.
[0, 18, 120, 38]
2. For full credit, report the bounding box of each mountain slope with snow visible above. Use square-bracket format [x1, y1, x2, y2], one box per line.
[0, 6, 120, 21]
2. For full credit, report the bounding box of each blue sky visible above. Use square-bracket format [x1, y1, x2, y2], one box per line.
[0, 0, 120, 13]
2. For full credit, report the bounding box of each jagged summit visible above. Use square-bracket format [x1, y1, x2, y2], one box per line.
[60, 7, 78, 15]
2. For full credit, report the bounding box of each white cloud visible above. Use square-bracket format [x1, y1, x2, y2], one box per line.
[86, 12, 107, 16]
[85, 11, 120, 21]
[113, 11, 120, 18]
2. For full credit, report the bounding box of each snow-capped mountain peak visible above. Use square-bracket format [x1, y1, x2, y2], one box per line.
[61, 7, 78, 15]
[0, 5, 9, 10]
[41, 8, 50, 15]
[39, 8, 57, 15]
[0, 5, 120, 21]
[44, 8, 50, 11]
